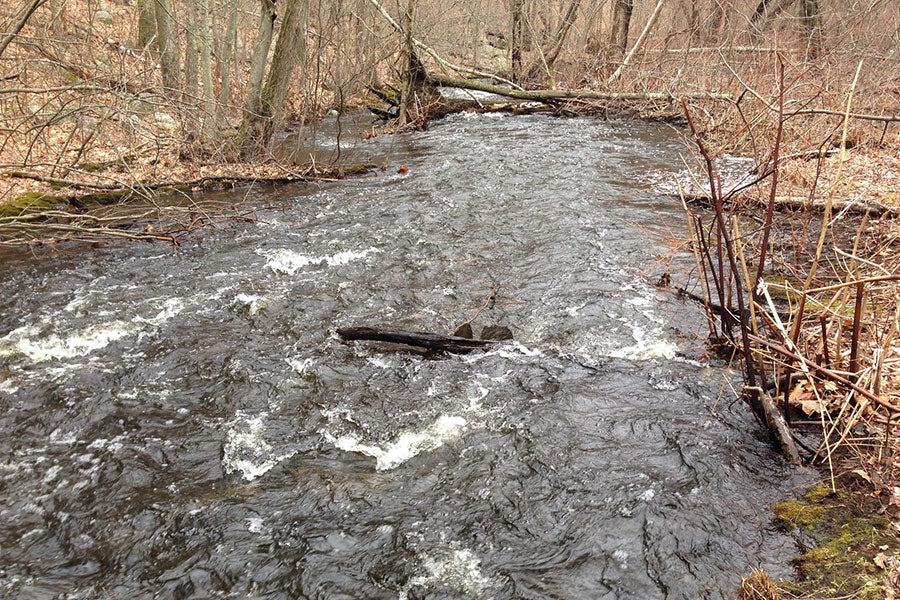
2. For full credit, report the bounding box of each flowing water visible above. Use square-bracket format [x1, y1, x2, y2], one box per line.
[0, 114, 807, 599]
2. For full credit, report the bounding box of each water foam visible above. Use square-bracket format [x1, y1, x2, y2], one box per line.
[0, 298, 185, 364]
[259, 247, 380, 275]
[399, 547, 494, 600]
[223, 412, 296, 481]
[608, 323, 678, 360]
[234, 293, 266, 315]
[324, 415, 467, 471]
[0, 322, 136, 362]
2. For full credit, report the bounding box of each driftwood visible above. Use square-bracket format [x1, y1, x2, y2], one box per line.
[759, 391, 802, 464]
[677, 192, 900, 218]
[337, 326, 497, 354]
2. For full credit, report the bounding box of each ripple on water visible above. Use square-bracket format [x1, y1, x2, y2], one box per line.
[0, 114, 809, 600]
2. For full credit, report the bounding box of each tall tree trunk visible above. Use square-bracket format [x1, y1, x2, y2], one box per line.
[610, 0, 633, 56]
[136, 0, 156, 49]
[153, 0, 181, 98]
[800, 0, 824, 59]
[241, 0, 309, 153]
[245, 0, 276, 118]
[184, 0, 199, 103]
[217, 0, 239, 116]
[198, 0, 216, 134]
[511, 0, 525, 82]
[608, 0, 666, 84]
[397, 0, 415, 126]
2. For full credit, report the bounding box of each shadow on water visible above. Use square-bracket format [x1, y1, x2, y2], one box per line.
[0, 113, 810, 599]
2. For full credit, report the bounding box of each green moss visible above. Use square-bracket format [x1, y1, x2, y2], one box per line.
[774, 499, 825, 531]
[0, 192, 66, 217]
[772, 481, 898, 600]
[805, 482, 835, 503]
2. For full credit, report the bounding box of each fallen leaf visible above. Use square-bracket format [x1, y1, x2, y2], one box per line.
[790, 384, 812, 404]
[853, 468, 872, 483]
[801, 399, 822, 416]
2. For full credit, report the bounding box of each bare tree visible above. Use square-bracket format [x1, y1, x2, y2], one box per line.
[610, 0, 633, 56]
[217, 0, 239, 115]
[136, 0, 156, 49]
[153, 0, 181, 98]
[242, 0, 310, 151]
[543, 0, 582, 70]
[184, 0, 199, 102]
[398, 0, 416, 125]
[511, 0, 525, 81]
[245, 0, 277, 118]
[800, 0, 825, 58]
[197, 0, 216, 133]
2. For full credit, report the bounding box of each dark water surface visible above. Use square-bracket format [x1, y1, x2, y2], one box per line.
[1, 114, 805, 599]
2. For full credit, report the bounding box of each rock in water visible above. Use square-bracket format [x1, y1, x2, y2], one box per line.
[480, 325, 513, 341]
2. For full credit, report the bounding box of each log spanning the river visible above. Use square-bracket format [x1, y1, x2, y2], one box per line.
[337, 326, 497, 354]
[426, 73, 734, 103]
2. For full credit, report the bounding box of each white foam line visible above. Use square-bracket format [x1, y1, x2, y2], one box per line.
[259, 247, 380, 275]
[324, 415, 467, 471]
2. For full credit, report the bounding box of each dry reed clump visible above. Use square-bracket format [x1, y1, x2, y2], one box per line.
[738, 570, 782, 600]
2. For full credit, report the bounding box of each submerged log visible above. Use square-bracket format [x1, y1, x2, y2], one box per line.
[337, 326, 497, 354]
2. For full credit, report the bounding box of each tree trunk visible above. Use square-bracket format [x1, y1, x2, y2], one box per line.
[397, 0, 415, 126]
[153, 0, 181, 98]
[610, 0, 633, 56]
[242, 0, 309, 153]
[184, 0, 199, 102]
[707, 0, 730, 42]
[244, 0, 276, 118]
[197, 0, 216, 134]
[750, 0, 792, 36]
[511, 0, 525, 82]
[800, 0, 824, 59]
[217, 0, 239, 116]
[136, 0, 156, 49]
[608, 0, 666, 84]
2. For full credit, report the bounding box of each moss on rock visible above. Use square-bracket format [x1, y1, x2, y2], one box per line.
[0, 192, 67, 217]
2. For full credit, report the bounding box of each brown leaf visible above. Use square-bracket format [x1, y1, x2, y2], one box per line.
[801, 399, 822, 416]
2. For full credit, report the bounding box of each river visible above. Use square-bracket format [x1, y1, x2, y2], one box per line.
[0, 113, 806, 599]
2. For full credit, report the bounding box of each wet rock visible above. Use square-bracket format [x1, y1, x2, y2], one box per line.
[452, 322, 473, 339]
[480, 325, 513, 341]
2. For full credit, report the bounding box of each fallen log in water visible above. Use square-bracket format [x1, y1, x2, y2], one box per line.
[426, 73, 734, 103]
[337, 326, 497, 354]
